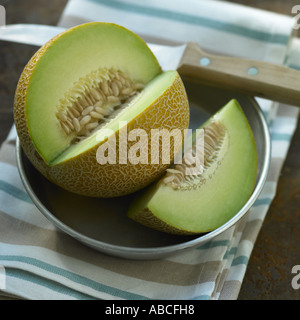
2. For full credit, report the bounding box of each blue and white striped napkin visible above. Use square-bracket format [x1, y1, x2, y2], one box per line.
[0, 0, 299, 300]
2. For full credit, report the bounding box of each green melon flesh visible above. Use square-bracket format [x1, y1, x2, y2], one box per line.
[25, 22, 161, 164]
[127, 99, 258, 234]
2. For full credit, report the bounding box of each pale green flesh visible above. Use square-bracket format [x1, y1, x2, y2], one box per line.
[128, 99, 258, 233]
[51, 70, 177, 165]
[25, 22, 161, 164]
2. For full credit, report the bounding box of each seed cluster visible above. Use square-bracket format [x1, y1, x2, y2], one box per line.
[163, 121, 226, 190]
[56, 68, 144, 140]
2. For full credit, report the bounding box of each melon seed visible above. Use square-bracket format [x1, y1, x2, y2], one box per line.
[111, 82, 119, 96]
[81, 106, 94, 116]
[90, 111, 104, 119]
[91, 88, 102, 100]
[107, 96, 120, 104]
[80, 115, 91, 126]
[72, 118, 81, 132]
[86, 122, 99, 131]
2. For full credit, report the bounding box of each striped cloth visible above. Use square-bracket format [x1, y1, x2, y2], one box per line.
[0, 0, 299, 300]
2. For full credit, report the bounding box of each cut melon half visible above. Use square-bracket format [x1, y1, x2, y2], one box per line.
[127, 99, 258, 234]
[14, 22, 190, 197]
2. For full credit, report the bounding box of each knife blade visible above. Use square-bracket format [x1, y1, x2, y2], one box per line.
[1, 24, 300, 106]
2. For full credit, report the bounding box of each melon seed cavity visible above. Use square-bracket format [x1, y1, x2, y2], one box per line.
[163, 121, 226, 190]
[56, 68, 144, 142]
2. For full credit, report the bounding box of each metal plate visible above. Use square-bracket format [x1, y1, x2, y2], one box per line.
[16, 80, 271, 259]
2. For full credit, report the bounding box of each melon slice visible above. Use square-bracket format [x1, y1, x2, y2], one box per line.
[127, 99, 257, 234]
[14, 22, 189, 197]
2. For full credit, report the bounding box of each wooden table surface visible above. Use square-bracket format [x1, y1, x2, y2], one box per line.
[0, 0, 299, 300]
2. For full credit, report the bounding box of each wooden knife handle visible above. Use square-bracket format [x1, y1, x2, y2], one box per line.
[177, 42, 300, 107]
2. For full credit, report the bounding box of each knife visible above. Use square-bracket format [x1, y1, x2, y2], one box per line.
[1, 24, 300, 106]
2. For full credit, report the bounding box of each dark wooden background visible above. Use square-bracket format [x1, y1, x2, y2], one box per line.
[0, 0, 299, 300]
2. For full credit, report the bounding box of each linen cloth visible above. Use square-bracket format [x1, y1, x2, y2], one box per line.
[0, 0, 299, 300]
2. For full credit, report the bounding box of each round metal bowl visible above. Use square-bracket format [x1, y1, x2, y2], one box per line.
[16, 80, 271, 260]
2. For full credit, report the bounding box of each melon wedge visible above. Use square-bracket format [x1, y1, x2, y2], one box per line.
[127, 99, 257, 234]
